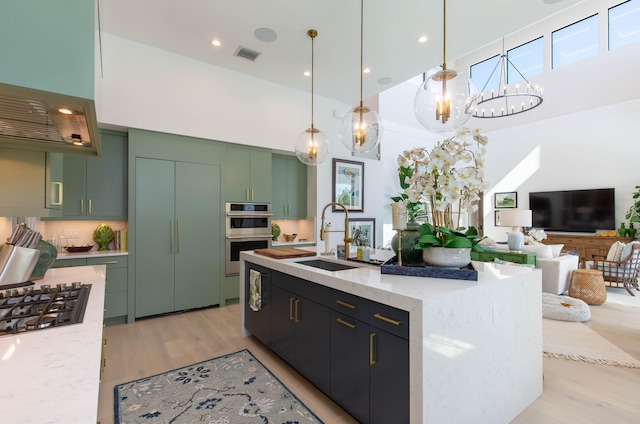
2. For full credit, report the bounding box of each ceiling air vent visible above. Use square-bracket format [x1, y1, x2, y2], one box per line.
[234, 46, 261, 62]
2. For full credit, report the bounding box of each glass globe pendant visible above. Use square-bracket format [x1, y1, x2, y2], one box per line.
[295, 29, 329, 166]
[339, 0, 382, 153]
[414, 0, 477, 133]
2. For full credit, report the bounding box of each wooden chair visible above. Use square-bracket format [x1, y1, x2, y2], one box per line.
[589, 243, 640, 296]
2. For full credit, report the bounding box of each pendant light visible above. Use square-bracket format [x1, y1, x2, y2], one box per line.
[339, 0, 382, 154]
[414, 0, 477, 133]
[295, 29, 330, 166]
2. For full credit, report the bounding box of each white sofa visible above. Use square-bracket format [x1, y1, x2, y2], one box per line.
[537, 254, 580, 294]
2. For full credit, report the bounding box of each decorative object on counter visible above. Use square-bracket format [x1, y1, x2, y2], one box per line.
[64, 244, 95, 253]
[295, 29, 329, 166]
[391, 220, 424, 266]
[114, 349, 323, 424]
[629, 223, 637, 239]
[271, 221, 281, 241]
[283, 233, 297, 242]
[381, 256, 478, 281]
[332, 159, 364, 212]
[413, 223, 484, 268]
[93, 223, 114, 251]
[29, 239, 58, 280]
[618, 222, 627, 238]
[500, 209, 532, 252]
[112, 229, 128, 250]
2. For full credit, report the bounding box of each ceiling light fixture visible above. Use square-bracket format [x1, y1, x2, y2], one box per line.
[295, 29, 329, 166]
[472, 40, 543, 118]
[211, 39, 221, 47]
[339, 0, 382, 153]
[414, 0, 477, 133]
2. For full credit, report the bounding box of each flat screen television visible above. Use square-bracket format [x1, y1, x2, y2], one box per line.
[528, 188, 615, 233]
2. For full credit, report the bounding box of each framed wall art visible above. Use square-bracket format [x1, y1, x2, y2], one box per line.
[494, 210, 501, 226]
[349, 218, 375, 247]
[332, 158, 364, 212]
[495, 192, 517, 209]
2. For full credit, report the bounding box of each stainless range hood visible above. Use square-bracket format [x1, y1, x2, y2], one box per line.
[0, 82, 100, 156]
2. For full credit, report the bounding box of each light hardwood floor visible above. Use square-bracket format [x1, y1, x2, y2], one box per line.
[98, 290, 640, 424]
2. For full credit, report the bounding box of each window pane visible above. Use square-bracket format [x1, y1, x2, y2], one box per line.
[609, 0, 640, 50]
[552, 14, 598, 69]
[470, 55, 500, 93]
[507, 37, 543, 84]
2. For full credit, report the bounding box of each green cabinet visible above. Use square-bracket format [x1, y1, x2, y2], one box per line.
[62, 130, 127, 219]
[0, 148, 63, 217]
[471, 250, 537, 265]
[225, 145, 271, 202]
[134, 158, 221, 318]
[52, 255, 128, 323]
[272, 154, 307, 219]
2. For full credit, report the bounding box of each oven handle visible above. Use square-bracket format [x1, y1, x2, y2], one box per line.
[225, 235, 273, 240]
[225, 212, 273, 217]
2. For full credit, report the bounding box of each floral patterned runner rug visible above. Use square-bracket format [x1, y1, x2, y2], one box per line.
[114, 349, 324, 423]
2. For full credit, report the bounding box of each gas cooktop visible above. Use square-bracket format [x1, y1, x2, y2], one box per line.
[0, 281, 91, 337]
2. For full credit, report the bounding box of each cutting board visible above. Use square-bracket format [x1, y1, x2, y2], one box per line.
[254, 248, 316, 259]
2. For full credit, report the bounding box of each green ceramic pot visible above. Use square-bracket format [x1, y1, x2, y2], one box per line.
[29, 240, 58, 280]
[390, 221, 424, 266]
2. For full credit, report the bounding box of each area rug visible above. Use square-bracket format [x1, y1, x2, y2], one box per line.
[543, 318, 640, 368]
[114, 349, 324, 423]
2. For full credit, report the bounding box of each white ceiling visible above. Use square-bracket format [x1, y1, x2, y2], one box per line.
[98, 0, 585, 105]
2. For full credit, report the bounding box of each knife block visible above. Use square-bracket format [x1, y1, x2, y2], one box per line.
[0, 244, 41, 284]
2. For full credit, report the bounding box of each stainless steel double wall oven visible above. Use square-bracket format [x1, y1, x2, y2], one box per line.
[225, 202, 272, 275]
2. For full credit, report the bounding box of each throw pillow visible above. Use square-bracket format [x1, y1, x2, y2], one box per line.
[619, 240, 640, 262]
[548, 244, 564, 258]
[522, 243, 553, 259]
[606, 241, 626, 261]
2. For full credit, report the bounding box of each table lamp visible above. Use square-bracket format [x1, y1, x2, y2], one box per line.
[500, 209, 532, 252]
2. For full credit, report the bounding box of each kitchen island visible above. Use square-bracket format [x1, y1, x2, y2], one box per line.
[240, 251, 542, 424]
[0, 265, 106, 424]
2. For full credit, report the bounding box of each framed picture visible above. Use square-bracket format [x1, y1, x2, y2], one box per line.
[333, 158, 364, 212]
[495, 192, 517, 209]
[349, 218, 376, 247]
[495, 210, 501, 226]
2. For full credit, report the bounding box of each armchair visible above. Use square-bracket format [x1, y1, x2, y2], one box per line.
[587, 242, 640, 296]
[537, 254, 580, 295]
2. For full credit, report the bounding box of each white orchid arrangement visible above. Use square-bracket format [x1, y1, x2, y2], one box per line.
[397, 128, 488, 230]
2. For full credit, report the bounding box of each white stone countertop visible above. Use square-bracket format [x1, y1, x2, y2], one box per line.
[240, 251, 543, 423]
[0, 265, 106, 424]
[55, 249, 129, 260]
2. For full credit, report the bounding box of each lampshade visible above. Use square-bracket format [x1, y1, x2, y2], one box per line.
[414, 0, 477, 133]
[295, 29, 329, 166]
[500, 209, 532, 228]
[339, 0, 382, 153]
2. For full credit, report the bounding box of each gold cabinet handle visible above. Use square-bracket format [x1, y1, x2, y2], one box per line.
[283, 205, 287, 215]
[251, 189, 254, 201]
[374, 313, 402, 326]
[177, 219, 181, 254]
[51, 181, 63, 205]
[336, 299, 357, 310]
[169, 220, 173, 254]
[336, 317, 357, 329]
[294, 299, 300, 323]
[88, 198, 92, 214]
[246, 189, 250, 201]
[80, 199, 84, 214]
[369, 332, 376, 365]
[289, 297, 295, 320]
[98, 261, 118, 265]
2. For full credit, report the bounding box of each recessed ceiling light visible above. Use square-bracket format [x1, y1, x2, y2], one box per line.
[58, 108, 73, 115]
[211, 39, 221, 47]
[418, 35, 428, 43]
[303, 71, 311, 77]
[254, 28, 278, 42]
[363, 68, 371, 74]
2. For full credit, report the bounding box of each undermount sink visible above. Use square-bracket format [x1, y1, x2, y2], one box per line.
[296, 259, 358, 271]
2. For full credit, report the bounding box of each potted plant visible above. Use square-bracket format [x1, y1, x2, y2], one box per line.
[413, 223, 485, 267]
[398, 127, 489, 267]
[624, 185, 640, 238]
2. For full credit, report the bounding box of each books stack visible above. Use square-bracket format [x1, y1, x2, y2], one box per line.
[113, 229, 128, 251]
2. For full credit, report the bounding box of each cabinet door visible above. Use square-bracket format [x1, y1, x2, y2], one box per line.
[86, 131, 127, 218]
[271, 155, 289, 218]
[135, 158, 176, 318]
[224, 146, 252, 201]
[270, 284, 297, 366]
[369, 330, 410, 424]
[174, 161, 221, 310]
[330, 311, 370, 423]
[62, 153, 87, 216]
[286, 157, 307, 218]
[249, 148, 272, 202]
[295, 296, 331, 394]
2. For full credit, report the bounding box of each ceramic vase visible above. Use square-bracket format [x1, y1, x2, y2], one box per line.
[29, 240, 58, 280]
[422, 247, 471, 268]
[390, 221, 424, 266]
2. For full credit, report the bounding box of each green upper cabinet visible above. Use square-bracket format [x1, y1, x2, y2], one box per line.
[62, 130, 127, 219]
[272, 154, 307, 219]
[0, 1, 94, 99]
[225, 145, 272, 202]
